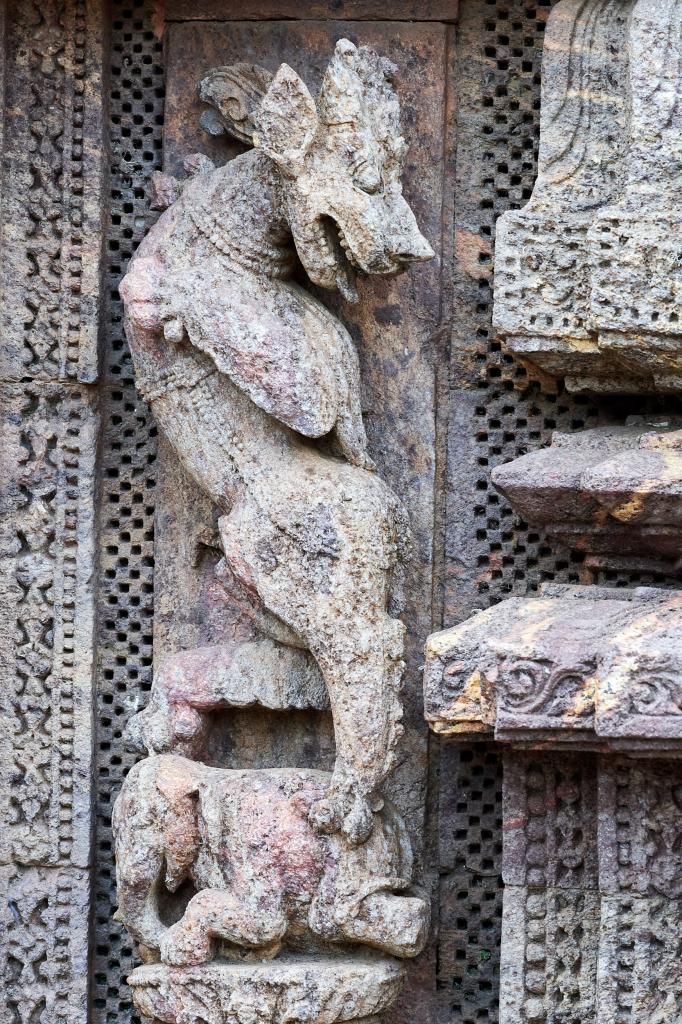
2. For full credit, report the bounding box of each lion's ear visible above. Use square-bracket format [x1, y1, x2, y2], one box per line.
[198, 63, 273, 144]
[254, 63, 318, 171]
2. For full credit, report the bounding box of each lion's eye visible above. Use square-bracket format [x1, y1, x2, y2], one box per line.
[354, 178, 383, 195]
[352, 163, 383, 195]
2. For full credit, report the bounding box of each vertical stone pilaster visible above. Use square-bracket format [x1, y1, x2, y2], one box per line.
[0, 866, 91, 1024]
[0, 2, 105, 1019]
[425, 588, 682, 1023]
[500, 752, 600, 1024]
[494, 0, 682, 393]
[0, 0, 105, 382]
[0, 384, 98, 870]
[500, 754, 682, 1022]
[597, 759, 682, 1021]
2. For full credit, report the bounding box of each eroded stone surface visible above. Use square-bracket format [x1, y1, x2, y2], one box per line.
[499, 753, 602, 1024]
[113, 756, 428, 966]
[500, 885, 601, 1024]
[596, 757, 682, 1021]
[0, 865, 91, 1024]
[491, 419, 682, 576]
[424, 585, 682, 753]
[115, 37, 432, 1023]
[0, 1, 105, 382]
[120, 38, 433, 844]
[124, 641, 329, 759]
[493, 0, 682, 393]
[129, 957, 403, 1024]
[0, 385, 99, 868]
[496, 753, 682, 1024]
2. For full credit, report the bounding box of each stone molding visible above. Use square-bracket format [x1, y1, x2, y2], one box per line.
[424, 585, 682, 753]
[0, 384, 98, 868]
[128, 958, 404, 1024]
[1, 865, 91, 1024]
[493, 0, 682, 393]
[491, 419, 682, 577]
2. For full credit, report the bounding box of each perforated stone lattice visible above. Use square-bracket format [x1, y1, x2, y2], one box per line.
[465, 0, 681, 605]
[441, 5, 564, 1020]
[93, 2, 163, 1021]
[470, 0, 604, 604]
[438, 743, 504, 1023]
[105, 2, 165, 382]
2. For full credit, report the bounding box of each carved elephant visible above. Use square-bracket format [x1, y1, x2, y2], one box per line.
[113, 755, 429, 966]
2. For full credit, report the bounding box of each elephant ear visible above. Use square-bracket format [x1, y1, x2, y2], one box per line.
[157, 765, 201, 891]
[198, 63, 274, 144]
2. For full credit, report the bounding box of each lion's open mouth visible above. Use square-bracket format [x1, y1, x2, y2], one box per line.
[320, 216, 360, 303]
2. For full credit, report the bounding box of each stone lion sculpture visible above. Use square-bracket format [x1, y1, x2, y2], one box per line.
[119, 39, 433, 844]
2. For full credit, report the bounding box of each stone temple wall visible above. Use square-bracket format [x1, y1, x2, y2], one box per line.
[2, 3, 681, 1024]
[437, 2, 682, 1023]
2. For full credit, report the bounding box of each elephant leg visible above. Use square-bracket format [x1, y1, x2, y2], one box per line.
[114, 846, 167, 954]
[159, 889, 287, 967]
[112, 763, 177, 954]
[339, 892, 429, 959]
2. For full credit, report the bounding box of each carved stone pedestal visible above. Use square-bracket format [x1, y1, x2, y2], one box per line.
[129, 957, 402, 1024]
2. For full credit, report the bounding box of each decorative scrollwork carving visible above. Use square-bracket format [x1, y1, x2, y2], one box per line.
[495, 656, 597, 717]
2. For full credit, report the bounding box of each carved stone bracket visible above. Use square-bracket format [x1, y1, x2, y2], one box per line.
[424, 584, 682, 752]
[493, 0, 682, 393]
[491, 419, 682, 576]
